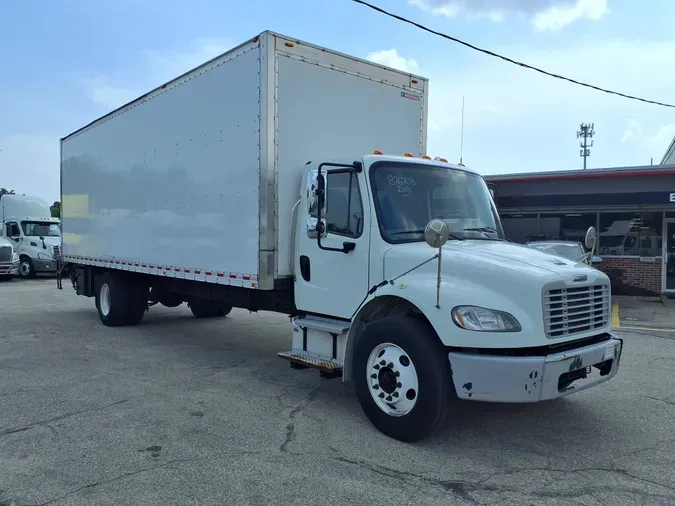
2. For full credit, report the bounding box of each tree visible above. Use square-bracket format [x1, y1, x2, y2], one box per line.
[0, 188, 15, 196]
[50, 201, 61, 218]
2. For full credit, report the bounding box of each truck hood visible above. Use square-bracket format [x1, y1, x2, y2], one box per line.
[383, 240, 600, 280]
[382, 239, 610, 346]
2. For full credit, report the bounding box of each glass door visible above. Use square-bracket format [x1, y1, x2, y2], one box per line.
[663, 220, 675, 292]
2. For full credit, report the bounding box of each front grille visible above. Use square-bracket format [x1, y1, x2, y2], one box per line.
[544, 284, 610, 338]
[0, 245, 11, 262]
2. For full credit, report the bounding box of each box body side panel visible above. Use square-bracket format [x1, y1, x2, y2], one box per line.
[61, 45, 263, 285]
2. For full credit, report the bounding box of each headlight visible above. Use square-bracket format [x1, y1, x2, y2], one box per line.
[38, 252, 52, 260]
[12, 253, 19, 262]
[451, 306, 521, 332]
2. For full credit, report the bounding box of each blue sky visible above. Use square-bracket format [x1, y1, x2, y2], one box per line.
[2, 0, 675, 203]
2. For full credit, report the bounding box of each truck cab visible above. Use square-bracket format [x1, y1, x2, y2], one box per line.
[286, 153, 622, 441]
[0, 194, 62, 278]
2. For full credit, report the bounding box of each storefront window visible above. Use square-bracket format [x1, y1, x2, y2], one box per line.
[501, 214, 538, 244]
[536, 213, 597, 244]
[598, 212, 662, 257]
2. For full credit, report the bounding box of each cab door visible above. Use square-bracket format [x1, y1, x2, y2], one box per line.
[294, 164, 371, 319]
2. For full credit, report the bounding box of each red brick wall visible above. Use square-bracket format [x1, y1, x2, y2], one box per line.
[595, 257, 662, 295]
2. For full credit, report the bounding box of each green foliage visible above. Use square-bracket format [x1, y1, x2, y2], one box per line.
[50, 201, 61, 218]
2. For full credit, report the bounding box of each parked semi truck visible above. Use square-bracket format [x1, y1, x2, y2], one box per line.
[0, 194, 62, 278]
[0, 236, 20, 281]
[59, 31, 623, 442]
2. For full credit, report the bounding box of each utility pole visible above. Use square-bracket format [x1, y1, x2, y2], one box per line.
[577, 123, 594, 170]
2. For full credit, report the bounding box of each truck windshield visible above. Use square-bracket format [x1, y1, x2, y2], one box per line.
[369, 162, 503, 243]
[21, 221, 61, 237]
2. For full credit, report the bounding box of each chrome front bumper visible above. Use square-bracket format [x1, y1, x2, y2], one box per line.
[449, 335, 623, 403]
[0, 261, 19, 276]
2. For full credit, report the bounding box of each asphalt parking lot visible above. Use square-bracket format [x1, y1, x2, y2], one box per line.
[1, 280, 675, 506]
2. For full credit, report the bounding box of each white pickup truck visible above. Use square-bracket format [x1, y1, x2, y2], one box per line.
[59, 31, 623, 442]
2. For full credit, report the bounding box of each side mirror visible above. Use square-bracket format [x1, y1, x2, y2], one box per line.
[424, 219, 450, 249]
[306, 170, 327, 239]
[584, 226, 597, 252]
[592, 256, 603, 264]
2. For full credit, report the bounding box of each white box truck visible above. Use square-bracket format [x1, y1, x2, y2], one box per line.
[59, 31, 623, 442]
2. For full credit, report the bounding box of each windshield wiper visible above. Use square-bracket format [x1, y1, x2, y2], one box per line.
[462, 227, 506, 240]
[390, 230, 464, 241]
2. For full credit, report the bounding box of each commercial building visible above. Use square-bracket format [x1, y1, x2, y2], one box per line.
[485, 164, 675, 296]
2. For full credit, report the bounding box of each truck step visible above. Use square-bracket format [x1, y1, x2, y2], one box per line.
[278, 351, 343, 378]
[294, 315, 350, 335]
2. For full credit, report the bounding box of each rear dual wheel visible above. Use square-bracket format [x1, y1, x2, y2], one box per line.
[354, 316, 454, 443]
[96, 273, 148, 326]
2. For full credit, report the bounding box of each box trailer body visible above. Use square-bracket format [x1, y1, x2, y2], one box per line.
[60, 31, 428, 291]
[60, 31, 623, 443]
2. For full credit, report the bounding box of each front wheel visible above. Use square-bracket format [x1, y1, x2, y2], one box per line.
[19, 257, 35, 279]
[353, 316, 454, 442]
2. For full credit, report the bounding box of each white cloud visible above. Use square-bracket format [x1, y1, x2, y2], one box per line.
[410, 0, 608, 30]
[533, 0, 608, 31]
[0, 134, 60, 203]
[622, 119, 675, 150]
[366, 39, 675, 172]
[366, 49, 420, 74]
[143, 37, 232, 83]
[83, 37, 232, 110]
[83, 76, 138, 110]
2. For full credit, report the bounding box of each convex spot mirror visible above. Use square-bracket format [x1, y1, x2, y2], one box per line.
[584, 226, 597, 251]
[424, 219, 451, 249]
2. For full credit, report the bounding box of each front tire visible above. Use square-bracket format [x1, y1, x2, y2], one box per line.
[19, 257, 35, 279]
[353, 316, 453, 442]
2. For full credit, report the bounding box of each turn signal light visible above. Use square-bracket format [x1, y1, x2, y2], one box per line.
[373, 150, 383, 155]
[434, 157, 448, 163]
[421, 155, 431, 160]
[403, 152, 414, 157]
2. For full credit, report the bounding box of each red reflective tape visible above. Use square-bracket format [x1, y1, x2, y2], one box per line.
[217, 273, 224, 277]
[184, 269, 190, 273]
[229, 274, 237, 279]
[174, 267, 180, 272]
[243, 275, 251, 280]
[195, 270, 201, 274]
[205, 271, 212, 275]
[142, 264, 147, 267]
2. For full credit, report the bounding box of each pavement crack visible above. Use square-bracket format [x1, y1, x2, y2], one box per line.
[279, 388, 320, 453]
[645, 395, 675, 407]
[38, 458, 198, 505]
[0, 399, 129, 437]
[326, 450, 675, 504]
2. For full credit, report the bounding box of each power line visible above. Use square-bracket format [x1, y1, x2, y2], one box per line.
[352, 0, 675, 109]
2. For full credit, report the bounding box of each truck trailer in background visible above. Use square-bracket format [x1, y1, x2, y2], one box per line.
[59, 31, 622, 442]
